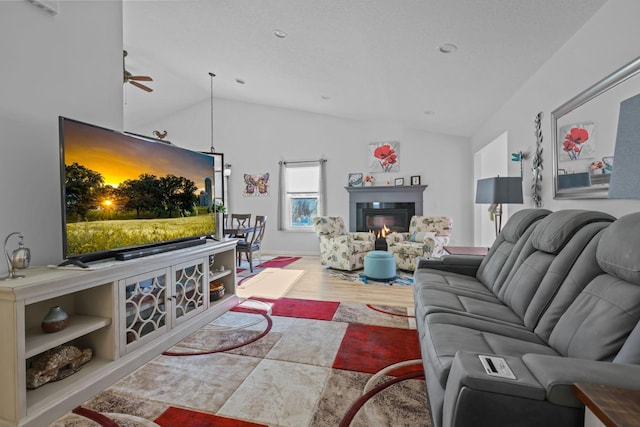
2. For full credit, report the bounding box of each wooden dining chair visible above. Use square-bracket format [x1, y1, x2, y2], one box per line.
[237, 215, 267, 272]
[228, 213, 252, 239]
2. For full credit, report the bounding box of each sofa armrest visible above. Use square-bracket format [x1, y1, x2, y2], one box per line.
[416, 255, 483, 276]
[522, 354, 640, 408]
[446, 351, 546, 400]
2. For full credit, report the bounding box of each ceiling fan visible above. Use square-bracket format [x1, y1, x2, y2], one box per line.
[123, 50, 153, 92]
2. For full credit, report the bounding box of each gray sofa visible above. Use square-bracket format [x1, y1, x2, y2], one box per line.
[413, 209, 640, 427]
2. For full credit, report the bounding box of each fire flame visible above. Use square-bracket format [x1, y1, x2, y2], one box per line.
[377, 224, 390, 239]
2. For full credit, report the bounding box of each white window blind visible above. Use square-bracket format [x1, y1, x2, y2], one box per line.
[278, 160, 326, 231]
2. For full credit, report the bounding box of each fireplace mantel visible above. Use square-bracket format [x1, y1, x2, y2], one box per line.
[345, 185, 428, 195]
[345, 185, 428, 231]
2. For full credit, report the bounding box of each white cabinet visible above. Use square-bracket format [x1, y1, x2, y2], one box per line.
[0, 240, 237, 427]
[120, 268, 169, 354]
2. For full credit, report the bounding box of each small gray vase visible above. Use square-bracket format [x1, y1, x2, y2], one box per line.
[41, 306, 69, 333]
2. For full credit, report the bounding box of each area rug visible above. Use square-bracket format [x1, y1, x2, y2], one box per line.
[327, 266, 415, 286]
[54, 297, 430, 427]
[236, 255, 302, 285]
[236, 268, 305, 300]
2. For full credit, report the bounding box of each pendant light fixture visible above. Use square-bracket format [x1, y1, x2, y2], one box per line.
[209, 72, 216, 153]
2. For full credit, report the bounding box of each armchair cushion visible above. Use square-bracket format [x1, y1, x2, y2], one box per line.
[409, 230, 436, 242]
[313, 216, 374, 271]
[386, 215, 453, 271]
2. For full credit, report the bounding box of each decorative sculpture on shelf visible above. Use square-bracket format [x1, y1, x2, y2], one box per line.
[2, 232, 30, 280]
[153, 130, 167, 140]
[26, 345, 93, 389]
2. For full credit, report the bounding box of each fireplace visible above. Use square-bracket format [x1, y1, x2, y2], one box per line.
[357, 203, 414, 233]
[345, 185, 427, 232]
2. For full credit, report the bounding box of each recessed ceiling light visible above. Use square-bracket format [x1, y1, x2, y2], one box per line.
[438, 43, 457, 54]
[424, 110, 435, 115]
[321, 95, 330, 100]
[235, 78, 245, 85]
[274, 29, 287, 39]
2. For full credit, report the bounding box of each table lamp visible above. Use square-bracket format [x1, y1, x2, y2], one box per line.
[475, 176, 523, 236]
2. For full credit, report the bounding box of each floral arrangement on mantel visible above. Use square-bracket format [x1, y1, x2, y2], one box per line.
[590, 160, 605, 174]
[363, 175, 375, 186]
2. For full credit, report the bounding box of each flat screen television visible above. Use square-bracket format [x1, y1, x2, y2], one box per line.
[59, 117, 216, 265]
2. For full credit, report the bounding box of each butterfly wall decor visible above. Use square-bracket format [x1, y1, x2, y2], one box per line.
[243, 172, 270, 197]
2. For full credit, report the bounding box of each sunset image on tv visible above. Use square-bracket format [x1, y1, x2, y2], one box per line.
[60, 118, 216, 260]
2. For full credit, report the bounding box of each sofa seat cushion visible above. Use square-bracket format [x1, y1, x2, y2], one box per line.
[418, 289, 524, 325]
[414, 268, 495, 298]
[422, 315, 558, 388]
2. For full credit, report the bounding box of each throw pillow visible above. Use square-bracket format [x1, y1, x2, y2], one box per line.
[409, 231, 436, 242]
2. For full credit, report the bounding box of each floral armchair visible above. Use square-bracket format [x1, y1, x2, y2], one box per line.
[312, 216, 375, 271]
[385, 215, 453, 271]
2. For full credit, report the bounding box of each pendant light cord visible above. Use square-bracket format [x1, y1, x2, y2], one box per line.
[209, 72, 216, 153]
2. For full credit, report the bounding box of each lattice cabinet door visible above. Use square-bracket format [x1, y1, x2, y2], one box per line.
[120, 268, 169, 355]
[172, 258, 206, 326]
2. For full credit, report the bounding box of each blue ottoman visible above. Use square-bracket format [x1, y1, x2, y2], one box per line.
[364, 251, 396, 280]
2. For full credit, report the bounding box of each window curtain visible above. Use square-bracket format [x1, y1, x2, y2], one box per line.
[277, 159, 327, 231]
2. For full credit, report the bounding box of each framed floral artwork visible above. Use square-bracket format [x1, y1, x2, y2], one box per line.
[368, 141, 400, 172]
[558, 122, 596, 161]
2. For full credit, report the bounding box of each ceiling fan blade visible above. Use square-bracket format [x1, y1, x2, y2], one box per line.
[129, 75, 153, 81]
[130, 80, 153, 92]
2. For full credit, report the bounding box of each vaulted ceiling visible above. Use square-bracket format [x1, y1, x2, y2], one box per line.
[123, 0, 607, 137]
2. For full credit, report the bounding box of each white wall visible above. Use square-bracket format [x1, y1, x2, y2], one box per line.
[130, 98, 474, 254]
[0, 1, 123, 273]
[474, 132, 508, 247]
[471, 0, 640, 217]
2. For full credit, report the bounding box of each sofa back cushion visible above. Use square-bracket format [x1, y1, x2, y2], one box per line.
[476, 208, 551, 293]
[533, 228, 607, 341]
[498, 210, 614, 329]
[548, 212, 640, 361]
[613, 320, 640, 364]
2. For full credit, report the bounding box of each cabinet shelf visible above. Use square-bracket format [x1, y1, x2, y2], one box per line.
[0, 239, 237, 427]
[210, 268, 232, 282]
[25, 315, 112, 359]
[26, 357, 111, 411]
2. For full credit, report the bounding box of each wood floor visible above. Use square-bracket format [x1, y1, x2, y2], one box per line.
[279, 256, 415, 308]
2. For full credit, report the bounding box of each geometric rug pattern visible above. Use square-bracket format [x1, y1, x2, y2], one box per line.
[52, 298, 431, 426]
[236, 255, 302, 285]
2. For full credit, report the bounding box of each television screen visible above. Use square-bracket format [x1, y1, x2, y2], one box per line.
[59, 117, 215, 263]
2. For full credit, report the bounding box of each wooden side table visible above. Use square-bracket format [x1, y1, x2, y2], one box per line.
[443, 246, 489, 256]
[573, 383, 640, 427]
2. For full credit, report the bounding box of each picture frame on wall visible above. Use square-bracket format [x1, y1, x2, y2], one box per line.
[411, 175, 421, 185]
[348, 173, 363, 187]
[394, 177, 404, 186]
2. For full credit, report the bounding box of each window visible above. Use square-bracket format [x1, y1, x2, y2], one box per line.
[278, 160, 326, 231]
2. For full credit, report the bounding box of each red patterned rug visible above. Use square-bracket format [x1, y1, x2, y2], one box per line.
[155, 406, 267, 426]
[233, 296, 340, 321]
[58, 298, 429, 427]
[236, 255, 301, 274]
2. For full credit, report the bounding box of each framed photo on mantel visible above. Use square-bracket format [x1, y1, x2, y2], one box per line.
[411, 175, 421, 185]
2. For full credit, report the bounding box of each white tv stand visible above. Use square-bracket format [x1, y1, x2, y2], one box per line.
[0, 240, 238, 427]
